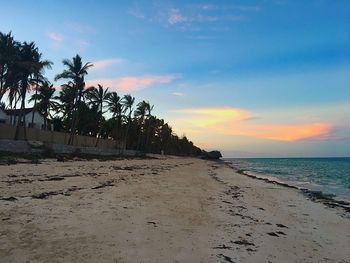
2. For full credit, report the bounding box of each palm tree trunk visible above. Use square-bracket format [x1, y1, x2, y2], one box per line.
[13, 94, 19, 126]
[68, 105, 78, 145]
[12, 99, 16, 126]
[137, 117, 144, 151]
[145, 119, 152, 152]
[123, 111, 132, 150]
[14, 93, 27, 140]
[95, 125, 102, 147]
[0, 67, 4, 103]
[95, 111, 103, 147]
[68, 87, 80, 145]
[31, 83, 38, 128]
[114, 114, 121, 149]
[44, 110, 48, 130]
[9, 96, 13, 125]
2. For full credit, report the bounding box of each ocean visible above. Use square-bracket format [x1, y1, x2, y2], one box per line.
[225, 157, 350, 202]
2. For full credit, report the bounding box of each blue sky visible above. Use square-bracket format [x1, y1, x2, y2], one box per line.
[2, 0, 350, 157]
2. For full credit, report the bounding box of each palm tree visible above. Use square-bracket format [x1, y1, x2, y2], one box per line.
[144, 102, 154, 151]
[30, 52, 53, 127]
[29, 81, 56, 129]
[0, 32, 21, 125]
[122, 94, 135, 150]
[134, 100, 149, 151]
[0, 31, 19, 103]
[14, 41, 42, 140]
[54, 82, 75, 116]
[85, 84, 111, 146]
[106, 92, 124, 146]
[7, 83, 20, 125]
[55, 54, 93, 145]
[160, 122, 173, 154]
[1, 31, 203, 156]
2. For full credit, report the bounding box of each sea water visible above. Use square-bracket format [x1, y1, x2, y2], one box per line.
[225, 158, 350, 201]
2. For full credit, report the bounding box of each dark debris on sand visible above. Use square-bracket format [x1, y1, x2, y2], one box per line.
[217, 254, 235, 263]
[0, 196, 17, 201]
[91, 180, 114, 189]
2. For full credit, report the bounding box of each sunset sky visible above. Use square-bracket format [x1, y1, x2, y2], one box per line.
[2, 0, 349, 157]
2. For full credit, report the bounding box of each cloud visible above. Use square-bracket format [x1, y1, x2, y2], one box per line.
[76, 39, 90, 49]
[192, 4, 217, 10]
[128, 3, 256, 32]
[224, 15, 246, 21]
[176, 107, 251, 127]
[172, 92, 185, 96]
[129, 8, 146, 19]
[236, 123, 333, 141]
[91, 58, 124, 71]
[174, 106, 335, 142]
[47, 32, 64, 48]
[117, 75, 179, 91]
[65, 22, 96, 34]
[192, 4, 259, 12]
[167, 8, 188, 25]
[86, 74, 180, 92]
[230, 5, 260, 11]
[196, 15, 218, 22]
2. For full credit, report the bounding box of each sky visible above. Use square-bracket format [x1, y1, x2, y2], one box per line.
[1, 0, 350, 157]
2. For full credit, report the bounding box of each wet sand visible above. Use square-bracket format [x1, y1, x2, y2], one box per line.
[0, 156, 349, 262]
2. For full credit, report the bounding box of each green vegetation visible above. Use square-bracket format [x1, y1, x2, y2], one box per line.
[0, 31, 202, 156]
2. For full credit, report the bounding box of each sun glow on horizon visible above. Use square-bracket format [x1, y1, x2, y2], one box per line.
[175, 106, 252, 127]
[171, 106, 335, 143]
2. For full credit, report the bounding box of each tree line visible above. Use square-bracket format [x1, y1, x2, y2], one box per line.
[0, 31, 202, 156]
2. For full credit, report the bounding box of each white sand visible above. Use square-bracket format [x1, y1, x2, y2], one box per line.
[0, 157, 349, 262]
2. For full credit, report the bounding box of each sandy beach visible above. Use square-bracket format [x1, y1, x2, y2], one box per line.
[0, 156, 349, 262]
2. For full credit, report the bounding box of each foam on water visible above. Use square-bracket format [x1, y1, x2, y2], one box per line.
[225, 157, 350, 202]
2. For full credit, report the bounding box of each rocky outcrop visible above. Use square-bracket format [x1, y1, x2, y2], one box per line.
[200, 150, 222, 160]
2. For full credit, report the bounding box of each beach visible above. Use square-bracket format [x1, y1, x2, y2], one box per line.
[0, 156, 349, 262]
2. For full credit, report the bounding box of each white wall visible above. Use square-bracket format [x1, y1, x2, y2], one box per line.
[25, 111, 45, 128]
[0, 109, 9, 124]
[0, 109, 47, 129]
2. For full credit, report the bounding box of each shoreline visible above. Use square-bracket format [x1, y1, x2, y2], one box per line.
[225, 161, 350, 216]
[1, 156, 349, 262]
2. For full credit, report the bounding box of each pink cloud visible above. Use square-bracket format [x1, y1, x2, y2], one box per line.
[91, 59, 124, 71]
[47, 32, 64, 48]
[86, 74, 180, 92]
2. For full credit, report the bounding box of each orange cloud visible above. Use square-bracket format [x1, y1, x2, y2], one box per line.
[235, 123, 333, 141]
[172, 92, 185, 96]
[86, 74, 180, 91]
[173, 106, 334, 142]
[176, 106, 252, 127]
[91, 58, 123, 71]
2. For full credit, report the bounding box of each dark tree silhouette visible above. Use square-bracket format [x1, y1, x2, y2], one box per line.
[55, 54, 93, 145]
[0, 31, 204, 157]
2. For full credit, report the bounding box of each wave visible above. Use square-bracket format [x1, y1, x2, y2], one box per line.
[225, 161, 350, 215]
